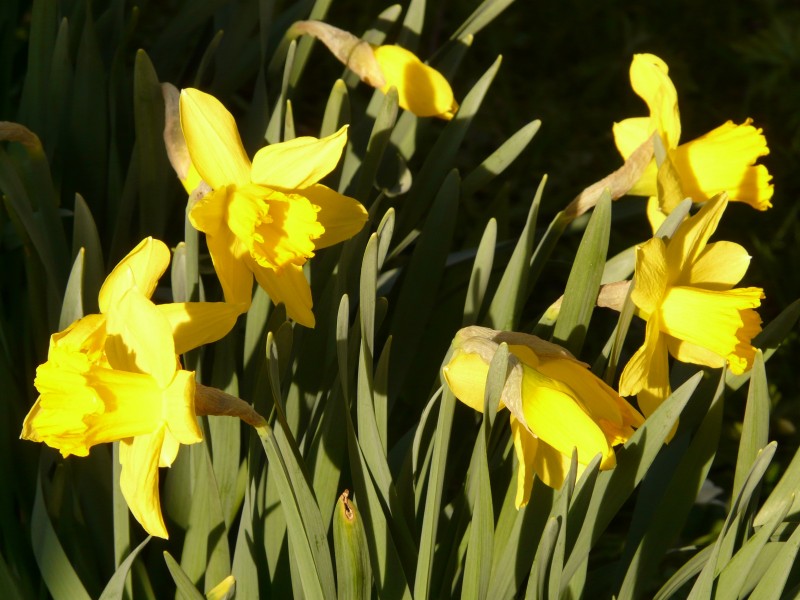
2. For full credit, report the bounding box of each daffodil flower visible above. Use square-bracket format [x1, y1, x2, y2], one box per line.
[614, 53, 773, 229]
[21, 238, 241, 538]
[442, 326, 643, 507]
[289, 20, 458, 119]
[179, 88, 368, 327]
[619, 193, 764, 419]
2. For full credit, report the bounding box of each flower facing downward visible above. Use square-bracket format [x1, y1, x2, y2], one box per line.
[179, 88, 368, 327]
[619, 194, 764, 419]
[289, 20, 458, 120]
[613, 53, 773, 229]
[21, 238, 240, 538]
[442, 326, 643, 507]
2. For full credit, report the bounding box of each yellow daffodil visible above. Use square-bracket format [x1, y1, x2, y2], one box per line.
[21, 238, 241, 538]
[179, 88, 368, 327]
[619, 193, 764, 419]
[613, 53, 773, 229]
[289, 20, 458, 119]
[442, 326, 643, 507]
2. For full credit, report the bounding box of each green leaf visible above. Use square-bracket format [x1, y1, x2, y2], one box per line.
[333, 491, 372, 600]
[287, 0, 333, 89]
[164, 551, 205, 600]
[390, 170, 459, 398]
[413, 386, 455, 600]
[616, 373, 725, 599]
[133, 49, 170, 237]
[750, 526, 800, 600]
[265, 40, 296, 144]
[462, 119, 540, 196]
[485, 177, 544, 329]
[31, 470, 91, 600]
[320, 79, 350, 138]
[552, 190, 611, 356]
[59, 248, 84, 329]
[450, 0, 516, 40]
[179, 442, 231, 594]
[653, 546, 714, 600]
[257, 423, 330, 600]
[560, 373, 702, 586]
[98, 537, 150, 600]
[716, 495, 793, 599]
[687, 442, 777, 600]
[397, 56, 501, 235]
[353, 88, 398, 203]
[526, 517, 560, 599]
[733, 351, 770, 499]
[71, 193, 103, 313]
[463, 218, 497, 325]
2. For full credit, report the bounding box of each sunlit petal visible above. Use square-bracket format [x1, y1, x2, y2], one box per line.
[630, 238, 668, 316]
[204, 227, 254, 308]
[251, 262, 315, 328]
[251, 126, 349, 190]
[520, 366, 615, 470]
[180, 88, 251, 189]
[629, 53, 681, 148]
[158, 302, 243, 355]
[373, 45, 458, 119]
[682, 241, 750, 290]
[511, 417, 537, 507]
[105, 289, 177, 387]
[665, 193, 728, 277]
[119, 429, 169, 538]
[301, 184, 368, 249]
[441, 349, 490, 413]
[99, 238, 170, 313]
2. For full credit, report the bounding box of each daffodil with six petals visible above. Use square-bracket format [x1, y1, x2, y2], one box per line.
[179, 88, 368, 327]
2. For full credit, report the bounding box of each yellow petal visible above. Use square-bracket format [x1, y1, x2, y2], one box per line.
[671, 120, 773, 209]
[105, 289, 177, 387]
[613, 117, 653, 160]
[99, 237, 170, 313]
[301, 184, 368, 249]
[373, 45, 458, 119]
[619, 312, 670, 409]
[159, 429, 180, 468]
[204, 227, 254, 308]
[682, 241, 750, 290]
[660, 285, 763, 374]
[206, 575, 236, 600]
[536, 356, 644, 432]
[162, 369, 203, 445]
[630, 238, 668, 316]
[119, 429, 169, 538]
[510, 417, 537, 507]
[251, 262, 315, 328]
[665, 193, 727, 275]
[158, 302, 243, 355]
[50, 313, 107, 360]
[666, 337, 726, 370]
[629, 53, 681, 148]
[189, 185, 231, 237]
[180, 88, 251, 189]
[250, 126, 348, 191]
[520, 365, 615, 471]
[442, 349, 490, 413]
[512, 417, 587, 494]
[646, 196, 669, 232]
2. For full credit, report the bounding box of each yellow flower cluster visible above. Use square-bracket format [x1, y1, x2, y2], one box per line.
[21, 39, 772, 538]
